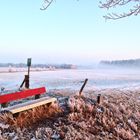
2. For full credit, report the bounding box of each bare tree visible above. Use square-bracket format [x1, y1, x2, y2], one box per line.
[41, 0, 140, 20]
[100, 0, 140, 20]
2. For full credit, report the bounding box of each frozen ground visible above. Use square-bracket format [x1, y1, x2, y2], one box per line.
[0, 68, 140, 139]
[0, 88, 140, 140]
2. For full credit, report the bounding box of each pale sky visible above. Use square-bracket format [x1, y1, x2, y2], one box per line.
[0, 1, 140, 65]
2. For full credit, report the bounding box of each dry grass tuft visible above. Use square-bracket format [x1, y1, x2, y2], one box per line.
[66, 93, 140, 139]
[0, 102, 62, 128]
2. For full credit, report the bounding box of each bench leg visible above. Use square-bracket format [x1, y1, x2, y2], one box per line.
[35, 94, 40, 99]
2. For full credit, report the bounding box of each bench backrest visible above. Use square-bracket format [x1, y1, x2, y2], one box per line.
[0, 87, 46, 104]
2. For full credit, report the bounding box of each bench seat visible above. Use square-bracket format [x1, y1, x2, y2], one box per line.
[2, 97, 57, 114]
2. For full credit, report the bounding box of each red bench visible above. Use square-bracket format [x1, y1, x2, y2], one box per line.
[0, 87, 46, 105]
[0, 87, 57, 114]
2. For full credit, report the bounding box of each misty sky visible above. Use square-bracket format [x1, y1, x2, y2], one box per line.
[0, 1, 140, 65]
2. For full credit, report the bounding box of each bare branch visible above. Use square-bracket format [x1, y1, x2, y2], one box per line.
[100, 0, 132, 9]
[40, 0, 140, 20]
[100, 0, 140, 19]
[40, 0, 54, 10]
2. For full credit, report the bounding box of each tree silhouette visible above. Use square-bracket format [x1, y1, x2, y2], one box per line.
[41, 0, 140, 20]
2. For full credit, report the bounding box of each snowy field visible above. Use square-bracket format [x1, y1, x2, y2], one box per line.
[0, 68, 140, 91]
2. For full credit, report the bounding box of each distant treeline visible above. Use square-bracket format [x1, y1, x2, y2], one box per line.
[100, 59, 140, 67]
[0, 63, 77, 69]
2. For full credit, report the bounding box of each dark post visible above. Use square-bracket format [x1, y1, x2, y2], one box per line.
[35, 94, 40, 99]
[25, 75, 29, 89]
[79, 78, 88, 96]
[20, 78, 25, 88]
[27, 58, 31, 76]
[19, 58, 32, 89]
[97, 94, 102, 104]
[25, 58, 32, 89]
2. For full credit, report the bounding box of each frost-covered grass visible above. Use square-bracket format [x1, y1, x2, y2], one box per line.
[0, 103, 62, 128]
[0, 89, 140, 140]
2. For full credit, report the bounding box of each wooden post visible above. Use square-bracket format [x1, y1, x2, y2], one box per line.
[79, 78, 88, 96]
[27, 58, 31, 89]
[25, 75, 29, 89]
[20, 78, 25, 88]
[20, 58, 32, 89]
[28, 64, 30, 76]
[27, 59, 31, 76]
[20, 75, 29, 89]
[97, 94, 102, 104]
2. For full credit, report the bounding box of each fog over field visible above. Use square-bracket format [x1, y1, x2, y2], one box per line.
[0, 65, 140, 92]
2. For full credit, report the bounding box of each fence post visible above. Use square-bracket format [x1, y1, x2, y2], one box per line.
[79, 78, 88, 96]
[97, 94, 102, 104]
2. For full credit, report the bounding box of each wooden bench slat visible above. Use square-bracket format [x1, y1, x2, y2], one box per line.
[3, 97, 57, 114]
[0, 87, 46, 104]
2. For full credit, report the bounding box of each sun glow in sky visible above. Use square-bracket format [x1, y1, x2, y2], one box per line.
[0, 0, 140, 65]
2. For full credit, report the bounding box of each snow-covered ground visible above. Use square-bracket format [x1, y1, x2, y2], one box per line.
[0, 68, 140, 91]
